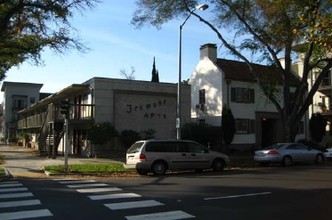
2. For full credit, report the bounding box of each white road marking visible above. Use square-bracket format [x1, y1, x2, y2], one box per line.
[89, 192, 141, 200]
[0, 199, 41, 208]
[76, 187, 122, 193]
[0, 183, 23, 188]
[67, 183, 109, 188]
[0, 192, 34, 199]
[125, 210, 195, 220]
[204, 192, 272, 200]
[0, 187, 28, 193]
[58, 180, 96, 184]
[105, 200, 164, 210]
[0, 181, 19, 185]
[0, 209, 53, 220]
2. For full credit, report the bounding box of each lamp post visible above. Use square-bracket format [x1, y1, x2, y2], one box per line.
[176, 4, 209, 140]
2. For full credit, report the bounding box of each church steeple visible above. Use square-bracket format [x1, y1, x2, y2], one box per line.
[151, 57, 159, 82]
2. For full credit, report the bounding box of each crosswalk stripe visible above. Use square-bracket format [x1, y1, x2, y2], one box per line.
[0, 199, 41, 208]
[105, 200, 164, 210]
[0, 181, 19, 185]
[0, 183, 23, 188]
[0, 209, 53, 220]
[0, 187, 28, 193]
[58, 180, 96, 184]
[76, 187, 122, 193]
[67, 183, 109, 188]
[0, 192, 34, 199]
[125, 210, 195, 220]
[89, 193, 142, 201]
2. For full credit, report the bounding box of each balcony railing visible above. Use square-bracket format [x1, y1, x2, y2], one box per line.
[18, 104, 94, 129]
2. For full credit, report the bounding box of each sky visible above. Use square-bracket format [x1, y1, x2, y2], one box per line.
[1, 0, 227, 101]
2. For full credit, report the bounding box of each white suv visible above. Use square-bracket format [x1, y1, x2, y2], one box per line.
[125, 140, 230, 175]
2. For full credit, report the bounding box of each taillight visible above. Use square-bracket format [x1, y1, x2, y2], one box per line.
[139, 154, 147, 161]
[267, 150, 279, 155]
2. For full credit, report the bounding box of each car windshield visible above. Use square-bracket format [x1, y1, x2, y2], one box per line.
[127, 142, 144, 153]
[264, 143, 285, 150]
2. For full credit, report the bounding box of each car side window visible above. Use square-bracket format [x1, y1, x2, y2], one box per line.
[286, 145, 297, 150]
[176, 142, 188, 152]
[145, 142, 177, 152]
[187, 142, 208, 153]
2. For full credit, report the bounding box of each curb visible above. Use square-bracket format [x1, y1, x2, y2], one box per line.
[0, 168, 13, 181]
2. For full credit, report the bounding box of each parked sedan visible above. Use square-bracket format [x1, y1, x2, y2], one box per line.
[254, 143, 325, 167]
[324, 148, 332, 161]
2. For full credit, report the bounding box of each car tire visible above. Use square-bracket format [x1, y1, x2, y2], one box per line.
[152, 161, 167, 175]
[315, 154, 324, 165]
[136, 169, 148, 175]
[282, 156, 293, 167]
[212, 159, 225, 172]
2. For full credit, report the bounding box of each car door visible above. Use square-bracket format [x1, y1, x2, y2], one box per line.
[186, 142, 210, 169]
[284, 144, 302, 162]
[297, 145, 316, 162]
[293, 144, 313, 162]
[168, 141, 191, 169]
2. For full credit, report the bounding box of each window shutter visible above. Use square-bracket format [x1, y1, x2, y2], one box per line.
[250, 89, 255, 103]
[231, 88, 236, 102]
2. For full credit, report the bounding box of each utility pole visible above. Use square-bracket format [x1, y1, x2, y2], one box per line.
[60, 100, 70, 174]
[64, 117, 69, 174]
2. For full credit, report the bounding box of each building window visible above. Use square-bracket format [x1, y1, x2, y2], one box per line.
[199, 89, 205, 104]
[235, 119, 255, 134]
[29, 97, 35, 104]
[231, 87, 255, 103]
[13, 99, 26, 110]
[198, 119, 206, 125]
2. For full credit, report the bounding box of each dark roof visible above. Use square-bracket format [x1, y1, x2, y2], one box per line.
[216, 59, 300, 85]
[1, 81, 43, 91]
[39, 92, 53, 100]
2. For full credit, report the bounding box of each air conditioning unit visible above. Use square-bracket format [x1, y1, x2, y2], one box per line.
[195, 104, 205, 111]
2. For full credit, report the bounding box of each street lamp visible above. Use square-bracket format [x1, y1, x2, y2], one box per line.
[176, 4, 209, 140]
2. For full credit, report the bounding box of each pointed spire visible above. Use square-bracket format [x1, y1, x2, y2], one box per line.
[151, 57, 159, 82]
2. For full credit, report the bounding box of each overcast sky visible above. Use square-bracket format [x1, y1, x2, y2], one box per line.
[1, 0, 229, 101]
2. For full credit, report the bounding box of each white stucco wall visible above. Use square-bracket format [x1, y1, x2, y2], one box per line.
[190, 57, 223, 126]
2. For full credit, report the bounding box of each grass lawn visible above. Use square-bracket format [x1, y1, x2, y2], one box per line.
[0, 167, 4, 176]
[44, 163, 135, 175]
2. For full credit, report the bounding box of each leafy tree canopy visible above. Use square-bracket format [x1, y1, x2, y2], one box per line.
[132, 0, 332, 142]
[0, 0, 99, 81]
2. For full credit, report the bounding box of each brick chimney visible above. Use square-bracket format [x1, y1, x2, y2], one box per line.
[200, 43, 217, 62]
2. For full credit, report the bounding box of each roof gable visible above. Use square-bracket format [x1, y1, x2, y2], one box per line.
[216, 59, 299, 85]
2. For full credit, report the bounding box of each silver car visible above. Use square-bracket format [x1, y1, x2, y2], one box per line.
[254, 143, 325, 167]
[324, 147, 332, 161]
[125, 140, 230, 175]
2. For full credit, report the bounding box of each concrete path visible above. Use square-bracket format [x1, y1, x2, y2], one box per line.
[0, 144, 124, 178]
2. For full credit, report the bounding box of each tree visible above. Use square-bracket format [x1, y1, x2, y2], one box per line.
[309, 113, 327, 142]
[0, 0, 99, 81]
[221, 104, 236, 145]
[120, 66, 136, 80]
[132, 0, 332, 142]
[151, 57, 159, 82]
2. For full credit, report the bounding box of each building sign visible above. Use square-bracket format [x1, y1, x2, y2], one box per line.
[125, 99, 167, 119]
[114, 92, 176, 139]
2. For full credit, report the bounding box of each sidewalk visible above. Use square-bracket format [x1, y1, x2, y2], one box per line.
[0, 144, 125, 179]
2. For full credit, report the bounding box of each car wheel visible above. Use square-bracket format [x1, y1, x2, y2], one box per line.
[315, 154, 324, 165]
[152, 161, 167, 175]
[282, 156, 293, 167]
[136, 169, 148, 175]
[212, 159, 225, 172]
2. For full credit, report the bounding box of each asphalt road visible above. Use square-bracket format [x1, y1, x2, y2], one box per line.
[1, 164, 331, 220]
